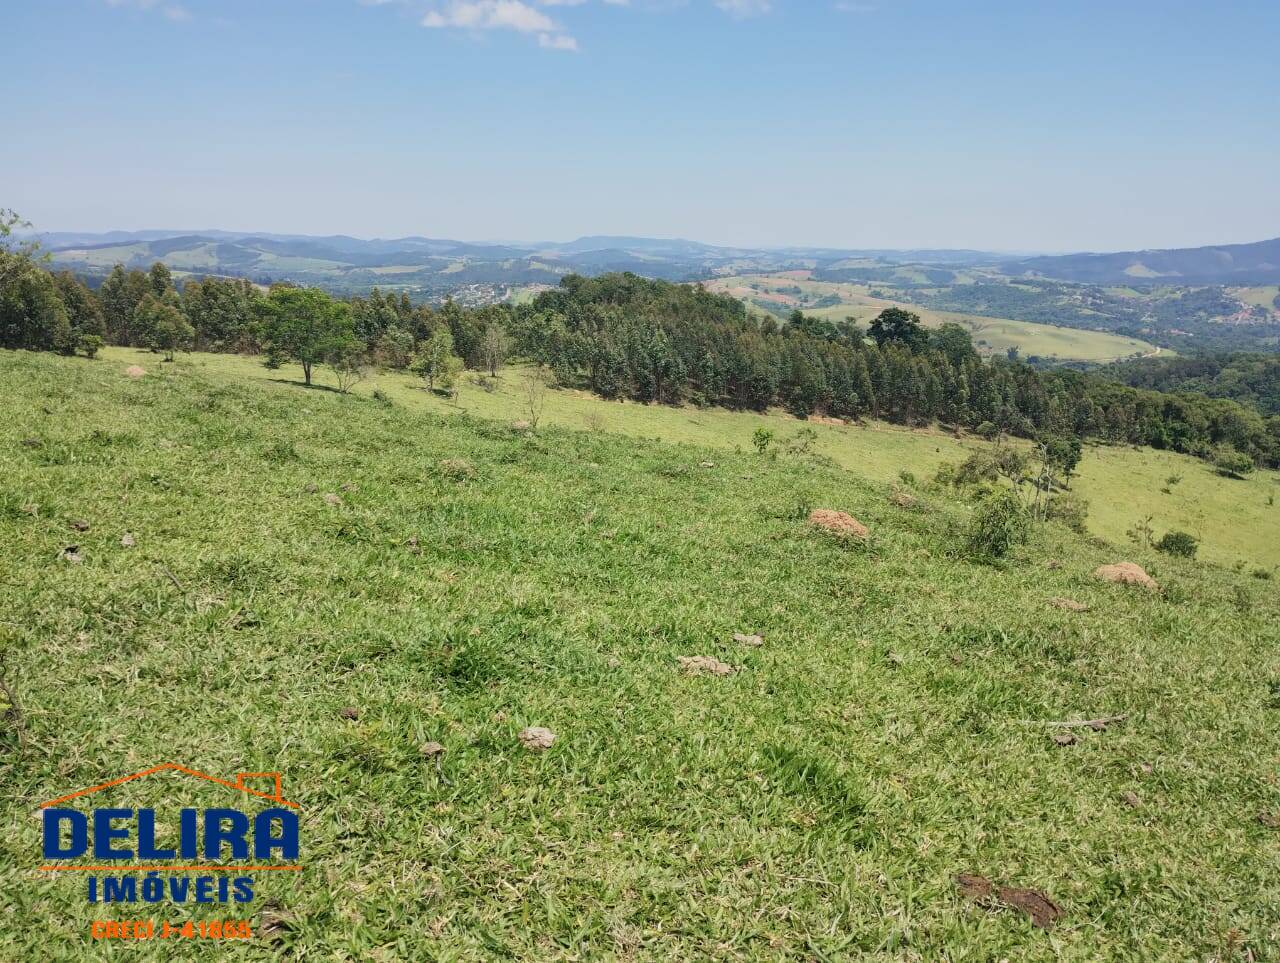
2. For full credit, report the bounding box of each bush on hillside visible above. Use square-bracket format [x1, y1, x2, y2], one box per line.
[965, 489, 1028, 559]
[1155, 530, 1199, 558]
[1046, 491, 1089, 533]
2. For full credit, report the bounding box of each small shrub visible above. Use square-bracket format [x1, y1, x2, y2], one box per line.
[965, 489, 1028, 559]
[76, 334, 104, 359]
[752, 427, 774, 455]
[1252, 567, 1273, 581]
[371, 388, 391, 405]
[898, 470, 916, 487]
[974, 421, 999, 440]
[784, 427, 818, 456]
[1154, 530, 1198, 558]
[1046, 492, 1089, 533]
[1127, 515, 1155, 547]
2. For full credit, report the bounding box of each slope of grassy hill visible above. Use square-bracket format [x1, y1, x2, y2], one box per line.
[115, 349, 1277, 569]
[2, 349, 1278, 959]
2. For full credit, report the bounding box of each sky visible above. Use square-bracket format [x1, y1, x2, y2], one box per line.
[3, 0, 1279, 252]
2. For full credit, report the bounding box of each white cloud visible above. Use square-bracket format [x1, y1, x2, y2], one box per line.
[415, 1, 585, 50]
[713, 0, 771, 17]
[104, 0, 191, 20]
[422, 1, 555, 32]
[538, 32, 579, 50]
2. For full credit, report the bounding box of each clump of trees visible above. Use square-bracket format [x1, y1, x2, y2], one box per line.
[2, 213, 1278, 471]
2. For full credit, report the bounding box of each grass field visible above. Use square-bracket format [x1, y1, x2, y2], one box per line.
[2, 348, 1279, 960]
[97, 348, 1278, 569]
[1230, 286, 1280, 313]
[706, 275, 1157, 363]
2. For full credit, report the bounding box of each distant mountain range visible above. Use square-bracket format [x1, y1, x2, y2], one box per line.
[31, 229, 1280, 295]
[1006, 237, 1280, 285]
[32, 229, 1008, 296]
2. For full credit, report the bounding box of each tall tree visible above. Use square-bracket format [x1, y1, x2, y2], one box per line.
[261, 286, 357, 387]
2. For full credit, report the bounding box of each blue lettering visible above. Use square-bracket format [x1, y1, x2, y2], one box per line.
[203, 809, 249, 860]
[135, 809, 175, 859]
[253, 809, 299, 860]
[93, 808, 134, 859]
[42, 809, 88, 859]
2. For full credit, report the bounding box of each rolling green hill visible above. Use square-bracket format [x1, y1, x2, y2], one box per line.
[2, 348, 1278, 960]
[706, 274, 1159, 363]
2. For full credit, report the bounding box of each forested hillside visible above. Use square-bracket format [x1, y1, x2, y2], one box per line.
[1104, 352, 1280, 416]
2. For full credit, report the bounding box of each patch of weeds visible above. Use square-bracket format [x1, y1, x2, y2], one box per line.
[432, 633, 508, 691]
[762, 743, 867, 825]
[1266, 680, 1280, 710]
[263, 439, 300, 463]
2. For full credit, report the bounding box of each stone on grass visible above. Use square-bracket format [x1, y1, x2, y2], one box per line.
[518, 727, 556, 752]
[677, 656, 736, 676]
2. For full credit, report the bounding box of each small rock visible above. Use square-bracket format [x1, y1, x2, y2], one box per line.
[420, 741, 446, 758]
[323, 492, 342, 506]
[1122, 791, 1141, 808]
[518, 727, 556, 752]
[1046, 559, 1063, 570]
[62, 545, 83, 564]
[120, 533, 136, 548]
[69, 519, 91, 532]
[808, 508, 870, 540]
[1048, 597, 1089, 612]
[304, 483, 319, 494]
[1052, 732, 1077, 747]
[677, 656, 736, 676]
[733, 632, 764, 647]
[21, 438, 42, 449]
[1258, 811, 1280, 829]
[1139, 762, 1154, 775]
[700, 461, 716, 469]
[340, 482, 355, 492]
[1094, 562, 1159, 591]
[338, 707, 360, 720]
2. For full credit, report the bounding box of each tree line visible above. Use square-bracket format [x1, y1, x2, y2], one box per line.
[2, 212, 1276, 470]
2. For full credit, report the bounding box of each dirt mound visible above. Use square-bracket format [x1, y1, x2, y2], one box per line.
[677, 656, 736, 676]
[124, 365, 146, 379]
[1094, 562, 1159, 591]
[808, 509, 869, 540]
[518, 726, 556, 752]
[1048, 597, 1089, 612]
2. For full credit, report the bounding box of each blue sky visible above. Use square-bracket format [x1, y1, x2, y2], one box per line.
[4, 0, 1278, 251]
